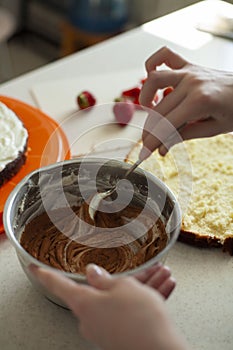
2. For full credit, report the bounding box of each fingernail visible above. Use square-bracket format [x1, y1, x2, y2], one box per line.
[86, 264, 103, 277]
[158, 145, 168, 156]
[155, 262, 162, 268]
[29, 264, 39, 274]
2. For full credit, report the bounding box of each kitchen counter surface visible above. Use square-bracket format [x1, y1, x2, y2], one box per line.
[1, 1, 233, 349]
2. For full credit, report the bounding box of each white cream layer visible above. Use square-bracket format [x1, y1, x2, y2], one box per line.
[0, 102, 28, 171]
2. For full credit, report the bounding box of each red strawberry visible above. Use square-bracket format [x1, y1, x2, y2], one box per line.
[77, 91, 96, 109]
[163, 86, 174, 97]
[113, 99, 135, 126]
[154, 93, 159, 104]
[140, 77, 147, 85]
[121, 86, 141, 105]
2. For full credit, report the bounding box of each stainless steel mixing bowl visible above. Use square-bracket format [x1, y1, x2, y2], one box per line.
[3, 158, 181, 308]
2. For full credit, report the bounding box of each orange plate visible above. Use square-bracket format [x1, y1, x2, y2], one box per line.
[0, 96, 71, 233]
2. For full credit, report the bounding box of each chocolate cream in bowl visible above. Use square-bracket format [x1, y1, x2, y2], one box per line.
[20, 195, 168, 274]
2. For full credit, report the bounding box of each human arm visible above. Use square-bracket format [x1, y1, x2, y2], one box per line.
[139, 46, 233, 157]
[30, 264, 189, 350]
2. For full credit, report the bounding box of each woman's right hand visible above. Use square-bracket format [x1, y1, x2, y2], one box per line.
[139, 46, 233, 158]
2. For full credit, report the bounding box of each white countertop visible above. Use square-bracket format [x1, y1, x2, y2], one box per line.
[1, 1, 233, 349]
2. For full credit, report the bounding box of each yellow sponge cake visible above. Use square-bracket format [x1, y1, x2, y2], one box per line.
[126, 134, 233, 254]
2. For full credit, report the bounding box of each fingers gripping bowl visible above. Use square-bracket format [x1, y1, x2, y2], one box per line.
[3, 159, 181, 308]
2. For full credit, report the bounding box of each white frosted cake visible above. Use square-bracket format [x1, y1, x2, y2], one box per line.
[0, 102, 28, 187]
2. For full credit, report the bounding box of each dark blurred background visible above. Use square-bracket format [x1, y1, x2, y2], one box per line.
[0, 0, 232, 83]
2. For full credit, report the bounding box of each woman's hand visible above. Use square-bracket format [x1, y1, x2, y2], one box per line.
[30, 264, 188, 350]
[139, 46, 233, 157]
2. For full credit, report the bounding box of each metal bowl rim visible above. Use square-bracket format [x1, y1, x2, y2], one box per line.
[3, 158, 182, 280]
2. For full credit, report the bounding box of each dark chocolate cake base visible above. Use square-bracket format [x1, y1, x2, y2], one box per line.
[0, 144, 27, 188]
